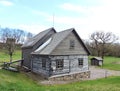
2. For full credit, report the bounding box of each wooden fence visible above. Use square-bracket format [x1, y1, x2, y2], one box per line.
[2, 60, 23, 72]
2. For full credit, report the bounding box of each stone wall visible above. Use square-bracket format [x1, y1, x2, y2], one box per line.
[49, 71, 90, 81]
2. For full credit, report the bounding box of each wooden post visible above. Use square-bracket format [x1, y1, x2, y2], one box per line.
[105, 70, 107, 78]
[6, 38, 16, 62]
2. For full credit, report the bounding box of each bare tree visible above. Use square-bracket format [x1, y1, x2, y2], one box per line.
[90, 31, 118, 59]
[0, 27, 29, 44]
[108, 43, 120, 57]
[6, 38, 16, 62]
[26, 32, 33, 39]
[90, 32, 101, 56]
[0, 28, 12, 43]
[0, 27, 34, 44]
[13, 29, 25, 43]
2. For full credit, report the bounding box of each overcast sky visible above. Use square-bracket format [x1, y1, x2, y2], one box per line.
[0, 0, 120, 40]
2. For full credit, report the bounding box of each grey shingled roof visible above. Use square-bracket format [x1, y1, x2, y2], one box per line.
[22, 27, 55, 48]
[32, 28, 73, 55]
[32, 28, 90, 55]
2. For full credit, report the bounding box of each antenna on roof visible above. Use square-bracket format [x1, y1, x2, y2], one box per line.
[52, 1, 55, 28]
[52, 13, 55, 27]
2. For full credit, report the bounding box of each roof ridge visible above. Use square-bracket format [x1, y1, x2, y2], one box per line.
[33, 27, 55, 39]
[22, 27, 56, 48]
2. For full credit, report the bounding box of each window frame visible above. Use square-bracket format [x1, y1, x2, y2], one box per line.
[42, 58, 46, 69]
[56, 59, 64, 70]
[70, 40, 75, 49]
[78, 58, 83, 67]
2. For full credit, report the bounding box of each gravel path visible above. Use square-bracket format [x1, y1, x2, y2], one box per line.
[89, 66, 120, 80]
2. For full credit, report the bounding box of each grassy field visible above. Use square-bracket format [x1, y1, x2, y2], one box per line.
[89, 56, 120, 71]
[0, 50, 120, 91]
[102, 56, 120, 70]
[0, 49, 21, 62]
[0, 69, 120, 91]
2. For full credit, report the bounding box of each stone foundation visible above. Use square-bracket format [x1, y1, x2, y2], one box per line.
[49, 71, 90, 81]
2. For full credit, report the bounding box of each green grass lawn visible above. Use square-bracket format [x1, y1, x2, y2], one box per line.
[102, 56, 120, 70]
[0, 69, 120, 91]
[0, 49, 21, 62]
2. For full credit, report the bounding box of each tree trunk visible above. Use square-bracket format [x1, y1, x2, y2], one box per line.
[97, 50, 100, 57]
[10, 52, 12, 62]
[101, 43, 105, 59]
[10, 55, 12, 62]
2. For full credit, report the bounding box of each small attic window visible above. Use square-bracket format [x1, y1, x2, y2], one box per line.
[70, 40, 75, 49]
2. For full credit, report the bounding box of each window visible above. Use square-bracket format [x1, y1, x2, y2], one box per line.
[56, 59, 64, 70]
[70, 40, 75, 49]
[78, 58, 83, 66]
[42, 58, 46, 69]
